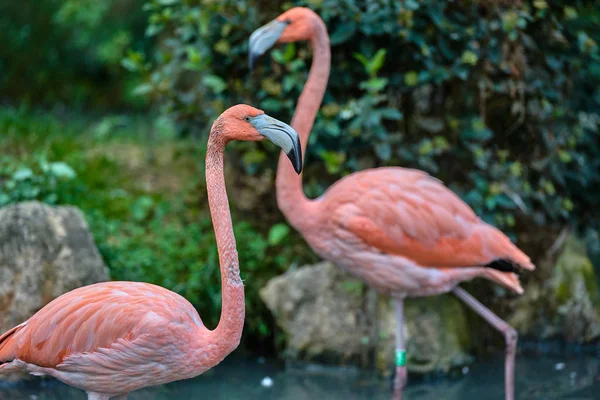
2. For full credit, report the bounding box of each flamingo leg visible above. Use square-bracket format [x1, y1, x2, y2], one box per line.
[392, 298, 407, 400]
[452, 286, 517, 400]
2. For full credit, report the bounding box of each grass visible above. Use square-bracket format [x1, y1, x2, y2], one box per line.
[0, 105, 317, 351]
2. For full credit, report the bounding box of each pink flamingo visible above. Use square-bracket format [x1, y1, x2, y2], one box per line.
[0, 105, 302, 400]
[249, 7, 534, 400]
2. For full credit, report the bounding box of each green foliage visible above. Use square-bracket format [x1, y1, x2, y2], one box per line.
[0, 0, 147, 109]
[0, 107, 316, 344]
[0, 157, 77, 206]
[121, 0, 263, 136]
[128, 0, 599, 249]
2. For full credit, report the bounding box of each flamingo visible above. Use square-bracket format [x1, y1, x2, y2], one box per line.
[249, 7, 534, 400]
[0, 104, 303, 400]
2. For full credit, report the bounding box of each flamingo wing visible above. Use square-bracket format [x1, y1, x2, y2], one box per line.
[330, 167, 534, 271]
[0, 282, 202, 370]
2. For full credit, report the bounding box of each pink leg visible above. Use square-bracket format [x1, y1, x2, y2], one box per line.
[392, 298, 407, 400]
[453, 286, 517, 400]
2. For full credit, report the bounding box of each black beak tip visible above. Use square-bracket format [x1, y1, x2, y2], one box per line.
[295, 161, 303, 175]
[286, 150, 302, 175]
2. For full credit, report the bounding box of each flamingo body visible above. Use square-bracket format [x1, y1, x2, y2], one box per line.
[301, 166, 533, 297]
[0, 282, 218, 395]
[249, 8, 533, 400]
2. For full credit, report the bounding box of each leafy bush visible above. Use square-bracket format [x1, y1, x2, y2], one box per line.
[0, 0, 147, 109]
[0, 157, 76, 206]
[126, 0, 600, 255]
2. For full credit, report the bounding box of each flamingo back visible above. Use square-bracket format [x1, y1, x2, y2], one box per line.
[0, 282, 204, 369]
[315, 167, 533, 292]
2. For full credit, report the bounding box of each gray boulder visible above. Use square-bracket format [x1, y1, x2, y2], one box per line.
[260, 261, 472, 375]
[0, 201, 109, 336]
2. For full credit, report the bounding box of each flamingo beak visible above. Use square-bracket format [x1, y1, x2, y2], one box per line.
[249, 114, 303, 174]
[248, 19, 288, 70]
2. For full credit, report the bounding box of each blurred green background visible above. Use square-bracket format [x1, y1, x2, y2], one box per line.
[0, 0, 598, 353]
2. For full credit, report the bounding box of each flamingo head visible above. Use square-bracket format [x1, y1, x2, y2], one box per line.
[249, 7, 321, 70]
[213, 105, 303, 174]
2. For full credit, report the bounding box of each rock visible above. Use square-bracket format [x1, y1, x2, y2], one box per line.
[260, 261, 472, 375]
[260, 262, 368, 365]
[0, 201, 109, 337]
[509, 234, 600, 343]
[550, 236, 600, 342]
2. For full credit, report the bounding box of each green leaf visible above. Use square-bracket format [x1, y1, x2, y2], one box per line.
[145, 24, 164, 37]
[438, 37, 455, 60]
[461, 50, 478, 65]
[558, 150, 572, 163]
[121, 58, 139, 72]
[258, 322, 270, 337]
[380, 108, 403, 120]
[186, 46, 201, 64]
[353, 53, 370, 70]
[360, 77, 388, 93]
[48, 162, 76, 179]
[268, 223, 290, 246]
[564, 6, 577, 20]
[509, 162, 522, 176]
[157, 0, 179, 4]
[12, 168, 33, 181]
[131, 196, 154, 222]
[132, 83, 153, 96]
[404, 71, 419, 86]
[375, 142, 392, 161]
[271, 49, 285, 64]
[367, 49, 387, 76]
[320, 151, 346, 174]
[282, 43, 296, 62]
[418, 139, 433, 155]
[330, 21, 356, 45]
[405, 0, 419, 10]
[202, 75, 227, 94]
[214, 39, 230, 54]
[563, 198, 574, 211]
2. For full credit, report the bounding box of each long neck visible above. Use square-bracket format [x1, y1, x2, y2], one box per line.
[205, 131, 244, 357]
[276, 18, 330, 230]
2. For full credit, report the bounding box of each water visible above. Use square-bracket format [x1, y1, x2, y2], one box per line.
[1, 353, 598, 400]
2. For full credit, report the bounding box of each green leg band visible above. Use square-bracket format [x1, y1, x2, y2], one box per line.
[395, 349, 406, 367]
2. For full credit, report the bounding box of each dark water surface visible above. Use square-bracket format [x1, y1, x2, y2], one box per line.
[1, 353, 598, 400]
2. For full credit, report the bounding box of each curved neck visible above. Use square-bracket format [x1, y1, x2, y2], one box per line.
[276, 17, 330, 230]
[205, 128, 244, 357]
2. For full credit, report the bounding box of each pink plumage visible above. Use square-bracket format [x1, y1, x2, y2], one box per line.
[0, 282, 222, 395]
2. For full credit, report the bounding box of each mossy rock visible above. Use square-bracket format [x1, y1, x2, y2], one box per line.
[551, 236, 600, 342]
